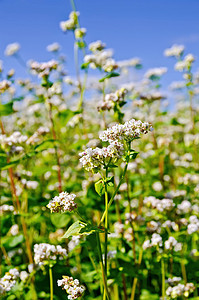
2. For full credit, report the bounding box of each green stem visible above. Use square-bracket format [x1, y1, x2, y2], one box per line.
[104, 182, 109, 278]
[161, 258, 165, 299]
[96, 232, 110, 300]
[99, 161, 129, 225]
[49, 266, 53, 300]
[130, 249, 143, 300]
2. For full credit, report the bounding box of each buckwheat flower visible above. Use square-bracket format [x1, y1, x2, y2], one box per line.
[166, 282, 195, 299]
[174, 60, 187, 71]
[165, 237, 182, 252]
[5, 43, 20, 56]
[68, 236, 81, 252]
[0, 268, 19, 294]
[34, 243, 67, 265]
[0, 205, 14, 216]
[144, 67, 167, 80]
[57, 275, 85, 299]
[89, 40, 106, 52]
[0, 80, 12, 93]
[184, 53, 195, 64]
[19, 271, 29, 282]
[140, 91, 166, 101]
[187, 215, 199, 234]
[164, 44, 184, 57]
[152, 181, 163, 191]
[47, 42, 60, 52]
[79, 142, 124, 171]
[29, 59, 58, 78]
[147, 221, 161, 233]
[10, 224, 19, 236]
[26, 126, 50, 145]
[114, 222, 124, 235]
[99, 119, 152, 143]
[60, 11, 79, 32]
[102, 58, 118, 72]
[142, 240, 151, 250]
[151, 233, 162, 247]
[169, 81, 186, 90]
[177, 200, 192, 214]
[117, 57, 141, 68]
[47, 192, 77, 213]
[0, 131, 28, 150]
[74, 28, 86, 39]
[167, 277, 182, 286]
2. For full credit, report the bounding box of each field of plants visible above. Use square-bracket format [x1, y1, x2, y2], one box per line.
[0, 2, 199, 300]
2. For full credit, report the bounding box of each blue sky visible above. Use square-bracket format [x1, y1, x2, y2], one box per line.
[0, 0, 199, 85]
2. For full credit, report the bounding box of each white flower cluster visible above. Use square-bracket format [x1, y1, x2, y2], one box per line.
[29, 59, 58, 78]
[178, 173, 199, 185]
[144, 67, 167, 79]
[146, 221, 161, 233]
[68, 236, 81, 252]
[21, 179, 38, 189]
[140, 91, 165, 101]
[142, 233, 162, 249]
[0, 205, 14, 216]
[9, 224, 19, 236]
[0, 131, 28, 153]
[187, 215, 199, 234]
[84, 49, 118, 72]
[143, 196, 175, 212]
[177, 200, 192, 214]
[166, 277, 181, 286]
[175, 54, 195, 72]
[57, 276, 85, 299]
[164, 44, 184, 58]
[79, 141, 124, 171]
[34, 243, 67, 265]
[26, 126, 49, 145]
[162, 220, 178, 231]
[0, 80, 11, 93]
[89, 40, 106, 52]
[4, 43, 20, 56]
[47, 192, 77, 213]
[0, 268, 19, 294]
[74, 27, 86, 39]
[166, 282, 195, 299]
[99, 119, 152, 143]
[60, 11, 79, 32]
[117, 57, 141, 69]
[98, 88, 127, 111]
[47, 42, 60, 52]
[165, 237, 182, 252]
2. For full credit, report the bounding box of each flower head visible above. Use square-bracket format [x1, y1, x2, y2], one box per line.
[57, 276, 85, 299]
[47, 192, 77, 213]
[5, 43, 20, 56]
[34, 243, 67, 265]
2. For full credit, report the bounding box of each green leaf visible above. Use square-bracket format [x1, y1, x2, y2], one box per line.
[105, 176, 115, 187]
[3, 234, 24, 248]
[99, 72, 120, 82]
[81, 62, 90, 69]
[95, 180, 105, 196]
[62, 220, 86, 238]
[0, 101, 14, 116]
[34, 139, 57, 152]
[62, 220, 104, 238]
[50, 213, 70, 228]
[76, 41, 86, 49]
[130, 151, 139, 159]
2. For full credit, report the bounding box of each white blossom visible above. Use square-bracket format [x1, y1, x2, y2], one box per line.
[47, 192, 77, 213]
